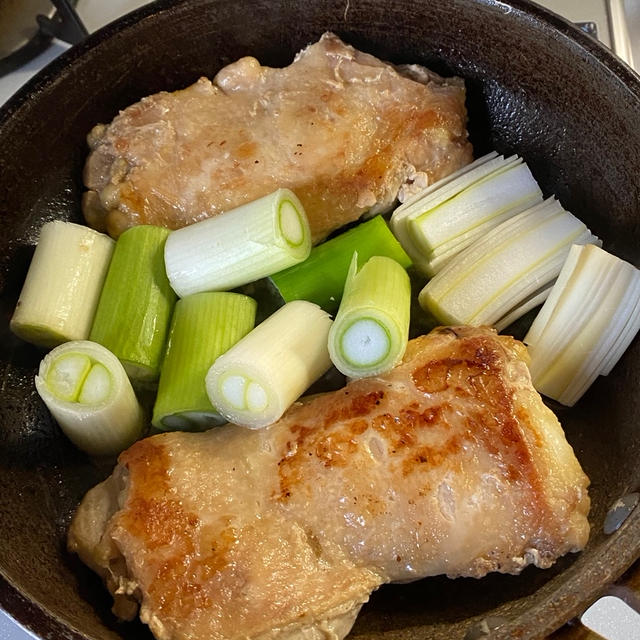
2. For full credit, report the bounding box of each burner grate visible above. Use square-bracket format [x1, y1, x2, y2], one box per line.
[0, 0, 84, 78]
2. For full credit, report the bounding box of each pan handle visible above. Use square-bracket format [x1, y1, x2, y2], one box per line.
[581, 595, 640, 639]
[37, 0, 88, 47]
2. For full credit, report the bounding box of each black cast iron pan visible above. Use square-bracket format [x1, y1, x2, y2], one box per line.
[1, 1, 639, 638]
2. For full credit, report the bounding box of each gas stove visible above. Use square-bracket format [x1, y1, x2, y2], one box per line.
[0, 1, 638, 639]
[0, 0, 637, 107]
[0, 0, 152, 105]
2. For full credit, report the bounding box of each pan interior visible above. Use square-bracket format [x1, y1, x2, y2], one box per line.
[0, 1, 639, 639]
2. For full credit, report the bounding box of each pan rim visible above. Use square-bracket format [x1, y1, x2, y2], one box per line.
[1, 0, 639, 638]
[1, 0, 640, 127]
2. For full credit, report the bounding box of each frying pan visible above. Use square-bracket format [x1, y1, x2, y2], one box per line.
[1, 0, 639, 638]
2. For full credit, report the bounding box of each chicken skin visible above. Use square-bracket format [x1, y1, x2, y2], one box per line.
[82, 33, 472, 241]
[68, 326, 590, 640]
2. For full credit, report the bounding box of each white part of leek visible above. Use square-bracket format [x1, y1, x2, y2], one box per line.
[526, 245, 613, 378]
[494, 284, 554, 333]
[524, 244, 584, 347]
[420, 194, 547, 277]
[10, 221, 114, 348]
[393, 151, 499, 216]
[544, 265, 636, 405]
[35, 340, 144, 456]
[525, 244, 640, 406]
[599, 279, 640, 376]
[328, 254, 411, 379]
[340, 319, 390, 365]
[561, 269, 640, 405]
[407, 161, 543, 258]
[390, 153, 522, 264]
[419, 198, 596, 328]
[165, 189, 311, 297]
[467, 225, 593, 326]
[205, 300, 332, 429]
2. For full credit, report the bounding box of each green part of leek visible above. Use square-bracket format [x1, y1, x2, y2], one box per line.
[10, 221, 114, 348]
[269, 215, 411, 313]
[152, 292, 257, 431]
[524, 244, 640, 406]
[328, 254, 411, 378]
[164, 189, 311, 297]
[418, 198, 599, 328]
[35, 340, 144, 457]
[205, 300, 332, 429]
[89, 225, 177, 382]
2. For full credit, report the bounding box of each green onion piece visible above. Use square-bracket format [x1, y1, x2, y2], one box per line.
[418, 198, 600, 328]
[152, 292, 257, 431]
[408, 161, 542, 252]
[392, 151, 499, 223]
[10, 221, 114, 348]
[328, 254, 411, 378]
[391, 152, 521, 268]
[205, 300, 332, 429]
[35, 340, 144, 456]
[89, 225, 176, 382]
[405, 159, 542, 275]
[525, 244, 640, 406]
[268, 216, 411, 313]
[165, 188, 311, 297]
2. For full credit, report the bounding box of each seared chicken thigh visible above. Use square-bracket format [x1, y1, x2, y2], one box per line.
[68, 327, 590, 640]
[82, 33, 472, 240]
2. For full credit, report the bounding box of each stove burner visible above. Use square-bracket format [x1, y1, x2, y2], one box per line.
[0, 0, 85, 78]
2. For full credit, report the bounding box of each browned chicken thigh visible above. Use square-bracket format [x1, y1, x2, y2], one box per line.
[82, 33, 472, 240]
[68, 326, 590, 640]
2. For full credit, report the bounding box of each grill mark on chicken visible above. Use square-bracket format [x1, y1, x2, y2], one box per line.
[68, 326, 590, 640]
[402, 436, 463, 477]
[411, 335, 546, 520]
[325, 390, 385, 425]
[116, 441, 237, 620]
[118, 440, 176, 549]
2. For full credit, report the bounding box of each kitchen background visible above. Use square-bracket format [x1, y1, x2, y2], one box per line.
[0, 1, 638, 639]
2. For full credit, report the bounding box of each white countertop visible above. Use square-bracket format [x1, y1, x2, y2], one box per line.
[0, 614, 36, 640]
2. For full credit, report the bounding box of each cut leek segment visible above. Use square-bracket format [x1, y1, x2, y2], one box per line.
[519, 243, 584, 347]
[391, 151, 502, 229]
[390, 152, 544, 274]
[418, 198, 599, 328]
[393, 151, 498, 216]
[392, 153, 516, 259]
[165, 189, 311, 297]
[407, 161, 543, 273]
[268, 216, 411, 313]
[10, 221, 114, 348]
[493, 284, 554, 333]
[599, 284, 640, 376]
[206, 300, 332, 429]
[328, 254, 411, 378]
[524, 244, 640, 406]
[152, 292, 257, 431]
[89, 225, 176, 382]
[35, 340, 144, 457]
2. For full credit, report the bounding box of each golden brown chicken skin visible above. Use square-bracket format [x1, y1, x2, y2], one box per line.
[68, 326, 590, 640]
[82, 33, 472, 241]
